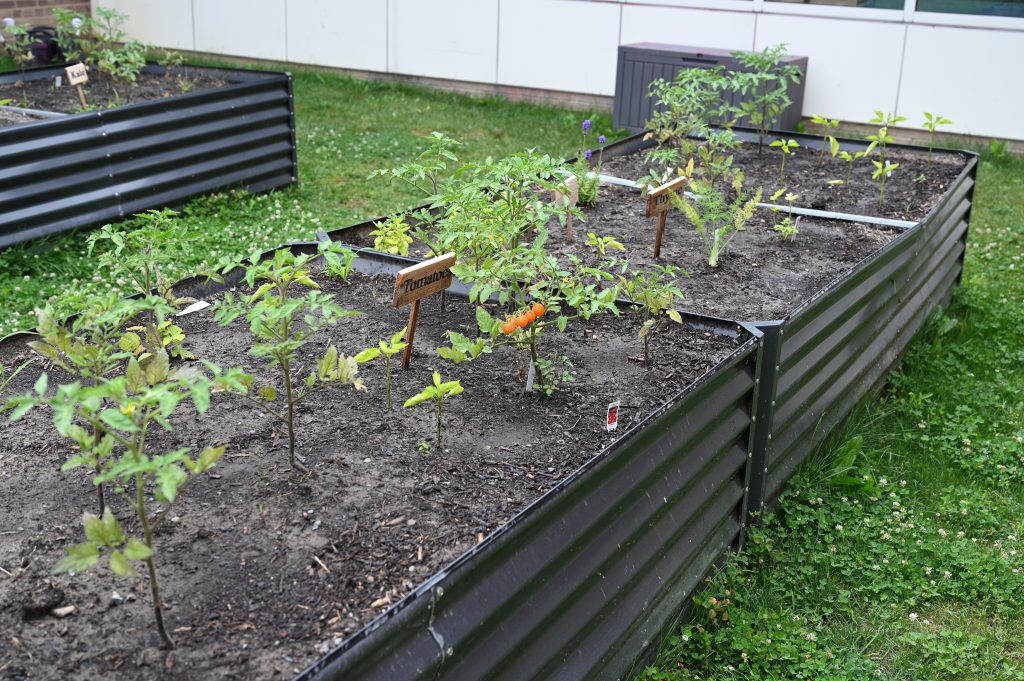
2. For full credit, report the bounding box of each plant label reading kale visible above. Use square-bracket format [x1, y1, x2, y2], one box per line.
[646, 175, 688, 258]
[393, 253, 456, 308]
[606, 401, 620, 432]
[64, 62, 88, 85]
[393, 252, 456, 369]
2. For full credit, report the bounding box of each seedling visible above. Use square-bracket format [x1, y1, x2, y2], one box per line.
[6, 296, 244, 650]
[837, 143, 876, 184]
[213, 248, 365, 473]
[729, 44, 803, 153]
[770, 188, 800, 241]
[921, 112, 953, 168]
[1, 21, 35, 104]
[369, 131, 461, 198]
[810, 114, 841, 165]
[619, 265, 686, 363]
[355, 327, 409, 410]
[769, 139, 800, 185]
[866, 111, 906, 170]
[370, 215, 413, 256]
[872, 160, 900, 209]
[0, 358, 31, 396]
[669, 174, 762, 268]
[321, 242, 357, 282]
[404, 372, 463, 454]
[585, 231, 625, 256]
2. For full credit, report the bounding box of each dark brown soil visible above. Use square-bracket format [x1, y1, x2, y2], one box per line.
[0, 68, 227, 115]
[0, 268, 742, 680]
[601, 141, 968, 222]
[340, 183, 900, 322]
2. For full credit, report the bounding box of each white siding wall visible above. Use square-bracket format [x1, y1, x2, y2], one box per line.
[96, 0, 1024, 140]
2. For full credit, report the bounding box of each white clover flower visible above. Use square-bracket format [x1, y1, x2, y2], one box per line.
[835, 524, 844, 532]
[944, 571, 952, 579]
[909, 613, 919, 622]
[900, 480, 907, 487]
[938, 529, 948, 538]
[925, 567, 933, 575]
[879, 478, 888, 486]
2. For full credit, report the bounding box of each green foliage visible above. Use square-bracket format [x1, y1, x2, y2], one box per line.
[368, 131, 461, 198]
[369, 215, 414, 256]
[669, 174, 762, 267]
[403, 372, 463, 454]
[321, 241, 358, 281]
[769, 138, 800, 185]
[0, 358, 31, 397]
[1, 21, 35, 87]
[810, 114, 841, 165]
[729, 44, 803, 152]
[212, 248, 365, 472]
[770, 188, 800, 241]
[922, 112, 954, 167]
[866, 110, 907, 170]
[355, 327, 408, 410]
[574, 119, 604, 206]
[619, 265, 686, 363]
[98, 39, 148, 89]
[872, 160, 900, 209]
[837, 143, 876, 184]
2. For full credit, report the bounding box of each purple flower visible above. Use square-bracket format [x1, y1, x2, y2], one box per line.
[585, 149, 593, 160]
[582, 119, 591, 132]
[599, 134, 606, 145]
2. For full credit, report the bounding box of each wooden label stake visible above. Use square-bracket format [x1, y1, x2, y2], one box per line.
[552, 174, 579, 242]
[64, 62, 89, 109]
[646, 175, 688, 258]
[393, 252, 456, 369]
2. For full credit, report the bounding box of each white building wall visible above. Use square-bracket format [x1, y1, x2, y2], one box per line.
[96, 0, 1024, 140]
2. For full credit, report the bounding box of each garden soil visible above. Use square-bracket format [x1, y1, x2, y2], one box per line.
[0, 269, 743, 680]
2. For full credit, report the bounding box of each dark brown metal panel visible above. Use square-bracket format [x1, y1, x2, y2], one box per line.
[297, 335, 761, 681]
[0, 65, 297, 249]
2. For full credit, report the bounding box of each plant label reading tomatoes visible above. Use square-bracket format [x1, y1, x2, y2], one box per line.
[393, 252, 456, 308]
[393, 252, 457, 370]
[606, 401, 620, 432]
[64, 62, 88, 86]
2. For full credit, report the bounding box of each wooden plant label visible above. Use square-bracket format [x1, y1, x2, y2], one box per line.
[393, 252, 456, 369]
[64, 62, 88, 85]
[646, 174, 688, 258]
[64, 62, 89, 109]
[552, 174, 580, 242]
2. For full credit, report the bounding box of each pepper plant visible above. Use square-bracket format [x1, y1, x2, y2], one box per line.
[403, 372, 464, 455]
[729, 44, 803, 153]
[837, 143, 876, 184]
[669, 174, 762, 268]
[810, 114, 841, 165]
[355, 327, 408, 410]
[769, 138, 800, 185]
[213, 248, 365, 473]
[872, 160, 900, 209]
[866, 110, 906, 171]
[5, 297, 244, 650]
[921, 112, 953, 168]
[619, 265, 686, 363]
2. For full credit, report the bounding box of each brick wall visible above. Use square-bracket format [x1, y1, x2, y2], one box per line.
[0, 1, 90, 27]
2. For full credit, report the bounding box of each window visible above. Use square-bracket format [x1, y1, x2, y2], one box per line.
[915, 0, 1024, 16]
[765, 0, 904, 8]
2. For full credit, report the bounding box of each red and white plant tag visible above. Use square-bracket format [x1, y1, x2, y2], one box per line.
[606, 400, 620, 432]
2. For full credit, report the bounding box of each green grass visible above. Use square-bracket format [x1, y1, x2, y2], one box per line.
[639, 152, 1024, 680]
[0, 66, 614, 337]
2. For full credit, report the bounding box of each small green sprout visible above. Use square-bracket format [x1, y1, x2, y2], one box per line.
[585, 232, 625, 256]
[404, 372, 464, 455]
[619, 265, 686, 363]
[355, 327, 409, 410]
[773, 190, 800, 241]
[837, 143, 876, 184]
[810, 114, 841, 165]
[866, 111, 906, 170]
[872, 161, 900, 209]
[671, 174, 762, 268]
[922, 112, 953, 168]
[769, 139, 800, 184]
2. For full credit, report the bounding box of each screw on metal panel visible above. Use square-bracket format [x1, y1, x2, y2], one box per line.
[771, 400, 776, 407]
[767, 434, 772, 441]
[744, 486, 749, 492]
[755, 378, 760, 385]
[775, 365, 780, 371]
[763, 467, 768, 473]
[748, 452, 752, 458]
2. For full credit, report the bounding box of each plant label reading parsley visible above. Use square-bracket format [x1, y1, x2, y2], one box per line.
[551, 173, 580, 242]
[606, 401, 620, 432]
[646, 175, 688, 258]
[393, 252, 456, 369]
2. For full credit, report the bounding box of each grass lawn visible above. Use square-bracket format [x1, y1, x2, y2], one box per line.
[0, 67, 614, 337]
[639, 152, 1024, 680]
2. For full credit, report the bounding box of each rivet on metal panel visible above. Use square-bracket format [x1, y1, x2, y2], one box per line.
[779, 328, 784, 336]
[748, 452, 752, 458]
[744, 486, 749, 492]
[755, 378, 759, 385]
[767, 434, 772, 441]
[771, 400, 776, 407]
[101, 131, 107, 136]
[775, 365, 780, 371]
[763, 467, 768, 473]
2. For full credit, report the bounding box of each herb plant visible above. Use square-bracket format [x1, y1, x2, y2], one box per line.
[669, 174, 762, 268]
[810, 114, 841, 165]
[619, 265, 686, 363]
[403, 372, 463, 454]
[770, 188, 800, 240]
[213, 249, 365, 473]
[922, 112, 953, 167]
[769, 138, 799, 185]
[355, 327, 408, 410]
[573, 119, 605, 206]
[729, 44, 803, 152]
[369, 215, 414, 256]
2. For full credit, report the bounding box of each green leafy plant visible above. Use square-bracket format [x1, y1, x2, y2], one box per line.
[836, 143, 876, 184]
[97, 39, 148, 97]
[573, 119, 605, 206]
[1, 21, 35, 103]
[585, 231, 625, 256]
[368, 131, 461, 198]
[769, 138, 800, 185]
[0, 358, 31, 396]
[729, 44, 803, 153]
[770, 188, 800, 241]
[872, 159, 900, 209]
[810, 114, 841, 165]
[619, 265, 686, 363]
[355, 327, 408, 410]
[5, 297, 242, 650]
[321, 242, 357, 282]
[403, 372, 463, 454]
[212, 249, 365, 473]
[866, 110, 907, 172]
[370, 214, 414, 256]
[694, 128, 742, 189]
[157, 48, 184, 79]
[670, 174, 762, 267]
[921, 112, 953, 168]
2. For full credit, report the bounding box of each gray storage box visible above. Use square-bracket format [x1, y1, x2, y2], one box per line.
[613, 43, 808, 133]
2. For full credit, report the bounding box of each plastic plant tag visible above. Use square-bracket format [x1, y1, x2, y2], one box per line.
[606, 401, 620, 432]
[175, 300, 211, 316]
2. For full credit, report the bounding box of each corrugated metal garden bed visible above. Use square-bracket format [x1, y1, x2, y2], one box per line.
[0, 63, 297, 249]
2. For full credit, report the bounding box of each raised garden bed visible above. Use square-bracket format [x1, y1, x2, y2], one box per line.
[0, 63, 297, 249]
[0, 245, 763, 680]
